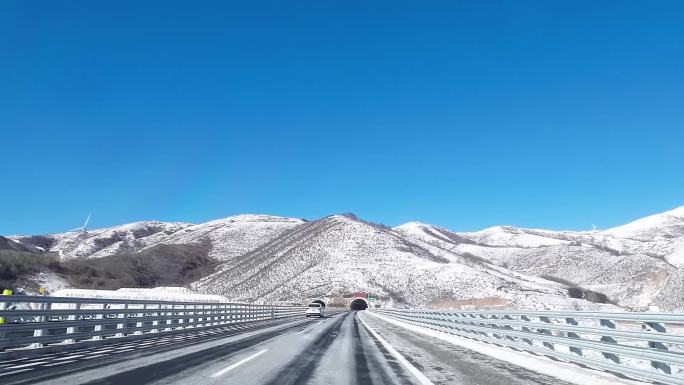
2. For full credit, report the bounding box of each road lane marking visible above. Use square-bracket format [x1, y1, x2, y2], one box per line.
[358, 314, 435, 385]
[6, 361, 47, 369]
[0, 368, 33, 377]
[210, 349, 269, 378]
[82, 354, 107, 360]
[55, 355, 84, 360]
[43, 360, 77, 367]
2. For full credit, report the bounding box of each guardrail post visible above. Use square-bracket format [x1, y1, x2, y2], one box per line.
[178, 304, 186, 329]
[539, 316, 554, 350]
[599, 318, 620, 364]
[488, 314, 504, 341]
[519, 315, 533, 346]
[116, 303, 129, 337]
[565, 317, 582, 356]
[135, 304, 145, 335]
[65, 302, 82, 343]
[222, 304, 228, 324]
[151, 303, 160, 333]
[645, 321, 671, 374]
[30, 302, 51, 348]
[188, 304, 196, 328]
[91, 304, 106, 340]
[502, 315, 515, 342]
[164, 304, 173, 331]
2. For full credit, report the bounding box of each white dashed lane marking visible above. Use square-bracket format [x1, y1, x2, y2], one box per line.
[210, 349, 269, 378]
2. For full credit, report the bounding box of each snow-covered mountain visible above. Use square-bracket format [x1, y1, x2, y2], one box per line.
[11, 215, 305, 261]
[395, 206, 684, 310]
[6, 206, 684, 310]
[193, 215, 575, 309]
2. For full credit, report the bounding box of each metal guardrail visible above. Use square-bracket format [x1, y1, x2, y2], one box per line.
[373, 308, 684, 385]
[0, 295, 305, 352]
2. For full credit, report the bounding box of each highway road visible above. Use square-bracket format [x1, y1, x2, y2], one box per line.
[0, 311, 571, 385]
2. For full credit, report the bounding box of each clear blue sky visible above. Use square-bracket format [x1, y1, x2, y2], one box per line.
[1, 1, 683, 235]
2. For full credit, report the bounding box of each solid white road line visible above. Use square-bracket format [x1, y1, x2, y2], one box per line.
[210, 349, 269, 378]
[43, 360, 77, 367]
[6, 361, 47, 369]
[358, 314, 435, 385]
[0, 368, 33, 377]
[55, 355, 84, 360]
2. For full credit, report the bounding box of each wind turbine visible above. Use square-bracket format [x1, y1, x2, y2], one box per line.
[69, 214, 91, 233]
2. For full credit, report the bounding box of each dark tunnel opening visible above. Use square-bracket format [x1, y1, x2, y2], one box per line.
[349, 298, 369, 310]
[311, 299, 326, 309]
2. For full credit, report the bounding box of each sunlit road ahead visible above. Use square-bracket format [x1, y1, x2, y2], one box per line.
[1, 311, 569, 385]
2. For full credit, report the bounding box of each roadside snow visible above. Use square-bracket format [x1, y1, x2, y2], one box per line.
[51, 287, 228, 302]
[28, 271, 70, 294]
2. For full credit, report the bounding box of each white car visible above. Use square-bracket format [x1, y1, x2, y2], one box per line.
[305, 303, 325, 318]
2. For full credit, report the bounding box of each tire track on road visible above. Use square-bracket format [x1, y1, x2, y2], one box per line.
[263, 312, 350, 385]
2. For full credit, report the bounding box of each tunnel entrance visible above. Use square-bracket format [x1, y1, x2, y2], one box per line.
[310, 299, 326, 309]
[349, 298, 369, 310]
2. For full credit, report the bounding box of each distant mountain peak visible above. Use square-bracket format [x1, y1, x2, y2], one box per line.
[604, 205, 684, 239]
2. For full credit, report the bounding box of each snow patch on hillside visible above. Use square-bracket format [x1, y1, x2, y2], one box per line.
[458, 226, 570, 248]
[669, 242, 684, 266]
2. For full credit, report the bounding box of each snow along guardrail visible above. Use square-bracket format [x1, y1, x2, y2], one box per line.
[0, 295, 305, 352]
[372, 308, 684, 385]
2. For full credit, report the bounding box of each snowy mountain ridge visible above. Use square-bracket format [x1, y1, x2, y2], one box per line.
[394, 205, 684, 310]
[10, 215, 305, 261]
[6, 205, 684, 310]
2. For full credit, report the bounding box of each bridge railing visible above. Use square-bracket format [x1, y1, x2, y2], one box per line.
[0, 295, 305, 352]
[373, 308, 684, 385]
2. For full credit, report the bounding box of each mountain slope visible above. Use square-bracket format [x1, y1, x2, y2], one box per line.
[11, 215, 305, 261]
[193, 215, 574, 308]
[0, 235, 38, 253]
[395, 206, 684, 310]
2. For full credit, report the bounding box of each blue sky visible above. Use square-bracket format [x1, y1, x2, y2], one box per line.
[1, 1, 683, 235]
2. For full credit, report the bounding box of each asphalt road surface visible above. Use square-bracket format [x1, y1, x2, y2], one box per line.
[0, 311, 571, 385]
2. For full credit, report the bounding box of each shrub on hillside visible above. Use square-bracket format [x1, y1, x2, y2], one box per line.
[0, 250, 60, 290]
[62, 239, 217, 290]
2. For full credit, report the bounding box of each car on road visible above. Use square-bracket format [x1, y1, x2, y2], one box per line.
[305, 303, 325, 318]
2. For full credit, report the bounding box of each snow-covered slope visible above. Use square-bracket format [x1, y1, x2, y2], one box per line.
[193, 215, 583, 309]
[11, 215, 304, 261]
[7, 206, 684, 311]
[138, 215, 306, 261]
[395, 205, 684, 310]
[604, 206, 684, 240]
